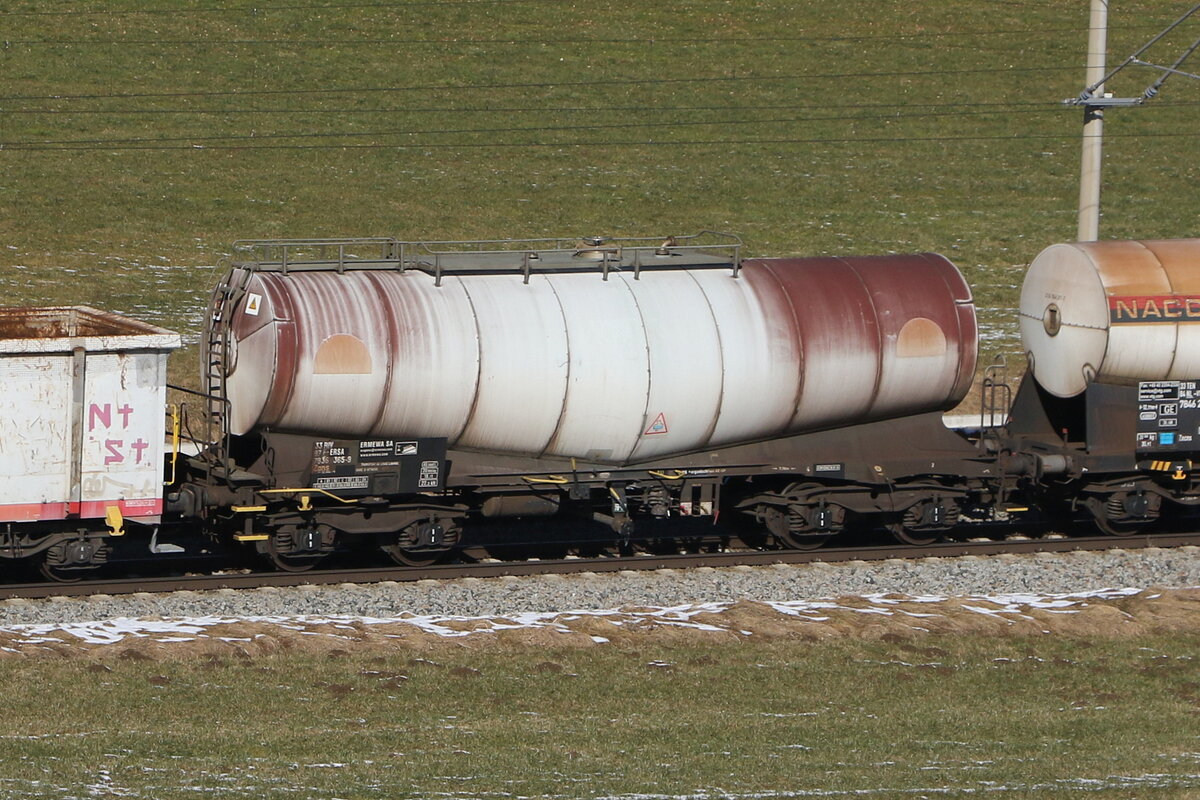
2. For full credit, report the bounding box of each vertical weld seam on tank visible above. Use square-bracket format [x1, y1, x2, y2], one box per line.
[362, 271, 401, 437]
[275, 272, 313, 429]
[684, 267, 728, 451]
[1084, 243, 1120, 389]
[752, 259, 807, 429]
[926, 252, 976, 407]
[615, 273, 654, 463]
[955, 255, 980, 401]
[536, 275, 574, 459]
[453, 275, 486, 448]
[348, 277, 388, 431]
[1143, 241, 1183, 380]
[260, 274, 300, 428]
[838, 258, 886, 417]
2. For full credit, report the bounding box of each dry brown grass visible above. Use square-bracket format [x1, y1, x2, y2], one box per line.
[1, 597, 1199, 797]
[2, 588, 1198, 662]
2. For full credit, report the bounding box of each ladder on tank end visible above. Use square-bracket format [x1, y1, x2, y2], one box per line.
[977, 356, 1013, 455]
[198, 261, 252, 476]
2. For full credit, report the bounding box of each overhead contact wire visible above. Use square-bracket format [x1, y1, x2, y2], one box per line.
[2, 27, 1165, 45]
[4, 130, 1199, 152]
[0, 65, 1084, 102]
[2, 108, 1082, 148]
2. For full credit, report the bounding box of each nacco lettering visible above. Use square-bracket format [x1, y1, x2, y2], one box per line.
[1109, 295, 1200, 324]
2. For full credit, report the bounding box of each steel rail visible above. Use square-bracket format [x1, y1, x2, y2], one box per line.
[1, 531, 1196, 601]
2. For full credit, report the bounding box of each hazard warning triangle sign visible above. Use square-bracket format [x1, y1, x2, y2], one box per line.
[643, 412, 669, 435]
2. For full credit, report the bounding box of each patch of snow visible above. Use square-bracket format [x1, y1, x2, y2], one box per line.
[0, 587, 1159, 651]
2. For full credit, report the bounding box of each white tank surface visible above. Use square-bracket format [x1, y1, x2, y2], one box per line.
[210, 235, 977, 464]
[1020, 239, 1200, 398]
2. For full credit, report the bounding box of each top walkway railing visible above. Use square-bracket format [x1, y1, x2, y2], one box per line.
[228, 231, 744, 284]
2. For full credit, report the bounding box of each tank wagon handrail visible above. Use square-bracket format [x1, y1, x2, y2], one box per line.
[978, 356, 1013, 455]
[410, 230, 741, 252]
[167, 383, 233, 478]
[227, 231, 743, 282]
[231, 238, 402, 276]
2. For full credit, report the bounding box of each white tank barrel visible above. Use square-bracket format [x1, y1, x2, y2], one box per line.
[213, 238, 978, 464]
[1020, 239, 1200, 398]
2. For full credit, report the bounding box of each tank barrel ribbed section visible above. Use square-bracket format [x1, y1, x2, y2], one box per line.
[214, 235, 977, 464]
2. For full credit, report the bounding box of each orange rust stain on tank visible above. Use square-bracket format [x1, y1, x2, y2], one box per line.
[313, 334, 372, 375]
[895, 317, 947, 358]
[1083, 240, 1171, 295]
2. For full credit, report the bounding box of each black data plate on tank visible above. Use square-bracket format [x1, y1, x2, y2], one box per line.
[1136, 381, 1200, 452]
[308, 438, 448, 495]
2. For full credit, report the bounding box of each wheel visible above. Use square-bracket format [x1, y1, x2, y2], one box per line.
[886, 521, 941, 546]
[777, 531, 833, 551]
[258, 525, 328, 572]
[1092, 516, 1145, 537]
[382, 546, 445, 567]
[1085, 492, 1160, 537]
[38, 559, 85, 583]
[888, 497, 958, 545]
[381, 520, 454, 566]
[761, 504, 837, 551]
[38, 540, 106, 582]
[644, 538, 683, 555]
[263, 535, 324, 572]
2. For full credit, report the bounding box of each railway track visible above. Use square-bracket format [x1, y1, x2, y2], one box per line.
[2, 531, 1196, 601]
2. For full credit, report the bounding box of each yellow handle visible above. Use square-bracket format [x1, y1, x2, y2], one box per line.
[258, 487, 357, 505]
[522, 475, 570, 485]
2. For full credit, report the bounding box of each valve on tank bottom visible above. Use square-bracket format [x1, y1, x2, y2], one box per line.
[643, 486, 671, 518]
[594, 485, 635, 541]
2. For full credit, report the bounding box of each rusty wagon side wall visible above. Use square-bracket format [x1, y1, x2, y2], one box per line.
[0, 306, 180, 524]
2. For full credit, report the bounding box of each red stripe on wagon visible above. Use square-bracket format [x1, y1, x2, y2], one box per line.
[0, 498, 163, 523]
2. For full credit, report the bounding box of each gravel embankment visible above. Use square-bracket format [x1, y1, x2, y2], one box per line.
[2, 546, 1199, 625]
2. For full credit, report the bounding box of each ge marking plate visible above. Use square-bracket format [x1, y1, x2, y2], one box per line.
[1136, 381, 1200, 452]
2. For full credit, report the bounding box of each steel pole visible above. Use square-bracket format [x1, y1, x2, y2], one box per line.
[1078, 0, 1110, 241]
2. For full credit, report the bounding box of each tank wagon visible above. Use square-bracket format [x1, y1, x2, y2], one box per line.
[3, 233, 1200, 577]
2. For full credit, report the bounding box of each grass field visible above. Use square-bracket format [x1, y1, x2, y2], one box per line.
[1, 635, 1199, 798]
[2, 4, 1200, 797]
[1, 0, 1198, 370]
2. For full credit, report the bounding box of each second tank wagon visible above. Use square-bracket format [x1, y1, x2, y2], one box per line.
[1020, 239, 1200, 397]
